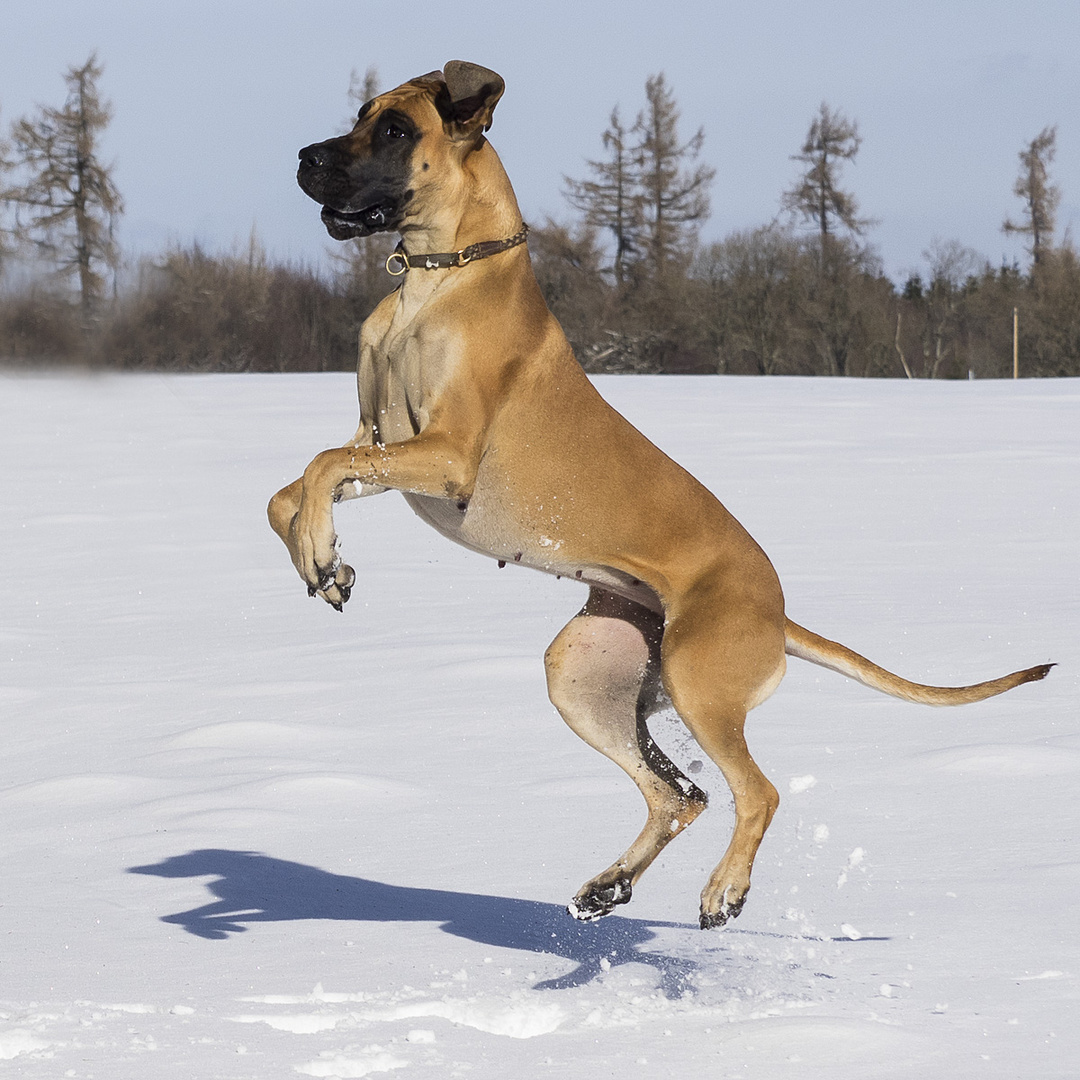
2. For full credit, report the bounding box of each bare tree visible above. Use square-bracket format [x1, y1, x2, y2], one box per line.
[634, 73, 715, 276]
[346, 66, 380, 127]
[782, 102, 867, 245]
[918, 239, 984, 377]
[331, 66, 394, 327]
[696, 226, 799, 374]
[4, 54, 123, 315]
[561, 71, 714, 335]
[1003, 125, 1059, 267]
[780, 103, 873, 376]
[563, 107, 644, 285]
[0, 110, 15, 274]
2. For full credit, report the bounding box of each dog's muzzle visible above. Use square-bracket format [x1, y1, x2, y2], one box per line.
[297, 141, 404, 240]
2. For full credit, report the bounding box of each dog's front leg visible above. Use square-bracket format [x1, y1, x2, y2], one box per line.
[289, 432, 477, 605]
[268, 475, 361, 610]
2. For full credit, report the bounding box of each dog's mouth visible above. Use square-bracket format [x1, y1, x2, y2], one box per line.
[320, 201, 398, 240]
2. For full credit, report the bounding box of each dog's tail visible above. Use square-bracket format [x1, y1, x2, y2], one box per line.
[784, 619, 1053, 706]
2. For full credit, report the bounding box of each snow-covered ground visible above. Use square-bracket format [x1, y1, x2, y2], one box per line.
[1, 371, 1076, 1079]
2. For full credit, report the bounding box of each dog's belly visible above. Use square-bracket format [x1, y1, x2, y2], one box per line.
[402, 492, 662, 612]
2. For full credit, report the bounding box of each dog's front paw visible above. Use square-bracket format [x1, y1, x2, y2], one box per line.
[310, 561, 355, 611]
[290, 501, 347, 604]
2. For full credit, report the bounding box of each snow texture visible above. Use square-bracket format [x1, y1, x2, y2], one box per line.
[1, 371, 1076, 1078]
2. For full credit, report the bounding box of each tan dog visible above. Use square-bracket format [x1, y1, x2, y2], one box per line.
[268, 62, 1052, 928]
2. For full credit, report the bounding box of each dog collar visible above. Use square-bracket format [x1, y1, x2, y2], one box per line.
[386, 222, 530, 276]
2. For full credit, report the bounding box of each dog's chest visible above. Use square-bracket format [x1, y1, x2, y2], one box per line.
[362, 324, 457, 445]
[363, 362, 425, 446]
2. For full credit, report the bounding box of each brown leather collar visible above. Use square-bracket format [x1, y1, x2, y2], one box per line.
[386, 222, 530, 276]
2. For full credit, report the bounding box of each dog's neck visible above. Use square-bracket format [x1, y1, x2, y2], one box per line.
[400, 139, 524, 264]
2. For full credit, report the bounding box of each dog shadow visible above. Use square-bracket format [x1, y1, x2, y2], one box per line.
[127, 849, 700, 996]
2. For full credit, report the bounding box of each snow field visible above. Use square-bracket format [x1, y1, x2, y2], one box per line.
[0, 371, 1076, 1077]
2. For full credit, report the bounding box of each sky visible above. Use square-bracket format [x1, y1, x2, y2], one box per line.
[2, 0, 1078, 285]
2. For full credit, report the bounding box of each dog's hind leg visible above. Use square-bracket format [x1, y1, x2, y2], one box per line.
[660, 587, 786, 929]
[545, 588, 708, 921]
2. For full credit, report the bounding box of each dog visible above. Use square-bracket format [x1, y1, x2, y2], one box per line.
[268, 62, 1052, 929]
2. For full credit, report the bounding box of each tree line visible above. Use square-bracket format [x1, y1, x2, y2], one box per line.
[1, 57, 1076, 376]
[537, 84, 1076, 378]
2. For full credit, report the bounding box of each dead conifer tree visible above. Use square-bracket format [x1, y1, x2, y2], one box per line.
[331, 66, 395, 327]
[782, 102, 867, 249]
[1003, 125, 1060, 268]
[634, 73, 715, 279]
[346, 65, 380, 127]
[0, 113, 16, 274]
[5, 54, 123, 317]
[563, 107, 644, 286]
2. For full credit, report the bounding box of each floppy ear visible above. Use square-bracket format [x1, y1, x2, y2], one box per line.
[436, 61, 505, 140]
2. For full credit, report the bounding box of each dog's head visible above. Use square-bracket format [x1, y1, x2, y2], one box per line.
[297, 61, 505, 240]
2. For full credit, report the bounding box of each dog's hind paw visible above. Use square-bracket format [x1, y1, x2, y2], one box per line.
[698, 909, 729, 930]
[567, 878, 632, 922]
[699, 890, 746, 930]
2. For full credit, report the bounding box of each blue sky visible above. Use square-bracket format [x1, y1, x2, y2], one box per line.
[2, 0, 1077, 283]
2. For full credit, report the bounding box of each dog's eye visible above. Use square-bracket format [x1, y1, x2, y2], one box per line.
[372, 111, 412, 145]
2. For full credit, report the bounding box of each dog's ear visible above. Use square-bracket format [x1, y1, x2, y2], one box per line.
[435, 61, 505, 140]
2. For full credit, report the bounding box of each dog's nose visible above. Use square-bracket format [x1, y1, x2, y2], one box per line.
[298, 143, 330, 170]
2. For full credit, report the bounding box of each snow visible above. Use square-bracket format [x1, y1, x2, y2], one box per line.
[1, 370, 1076, 1078]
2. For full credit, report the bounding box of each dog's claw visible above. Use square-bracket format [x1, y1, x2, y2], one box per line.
[302, 558, 355, 610]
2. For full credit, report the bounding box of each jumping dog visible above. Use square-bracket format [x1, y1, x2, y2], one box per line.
[268, 62, 1051, 928]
